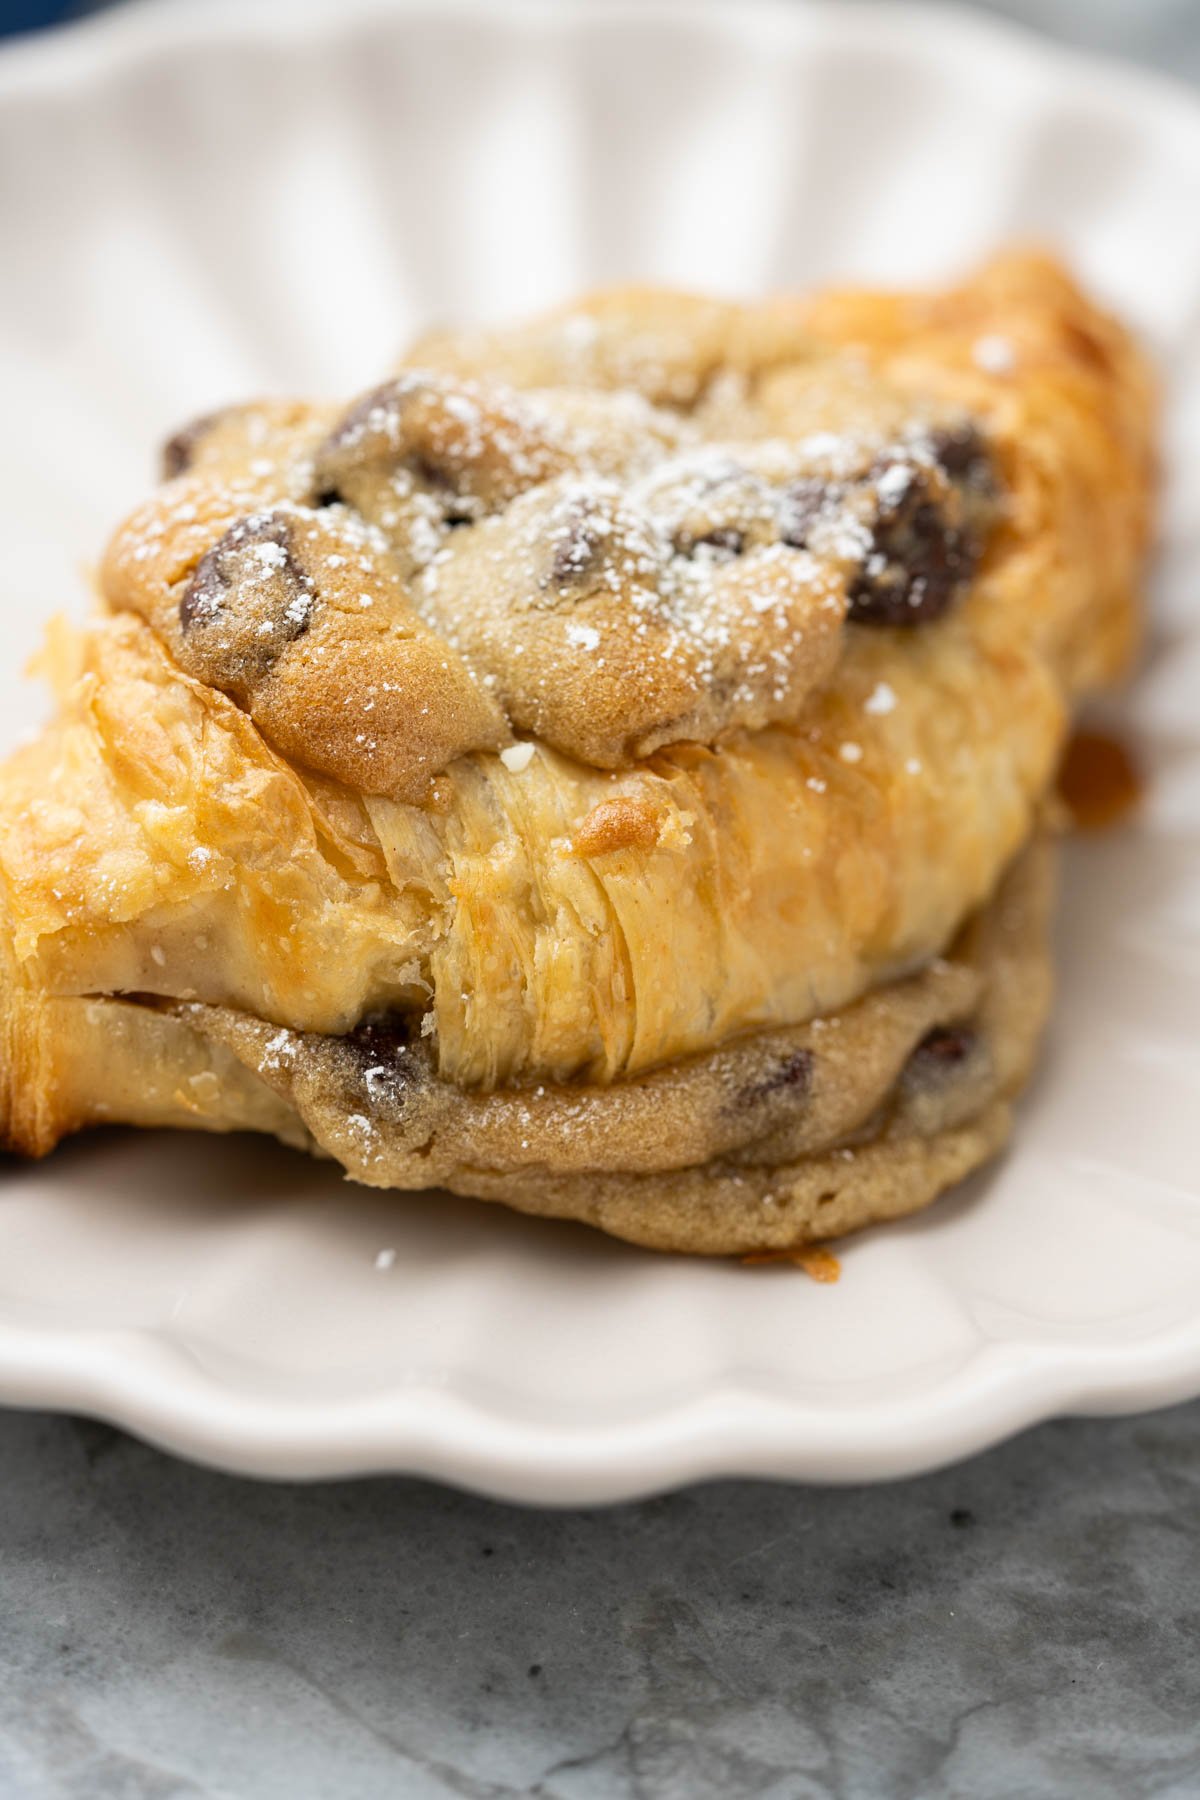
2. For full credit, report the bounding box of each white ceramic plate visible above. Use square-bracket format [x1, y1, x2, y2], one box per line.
[2, 0, 1200, 1502]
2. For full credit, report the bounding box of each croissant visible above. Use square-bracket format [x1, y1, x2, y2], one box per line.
[0, 251, 1155, 1253]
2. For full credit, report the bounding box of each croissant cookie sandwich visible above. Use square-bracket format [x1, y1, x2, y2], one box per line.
[0, 252, 1155, 1254]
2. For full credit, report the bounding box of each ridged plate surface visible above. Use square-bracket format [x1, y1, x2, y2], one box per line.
[1, 0, 1199, 1499]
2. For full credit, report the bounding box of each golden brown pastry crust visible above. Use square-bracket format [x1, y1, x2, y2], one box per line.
[0, 250, 1157, 1252]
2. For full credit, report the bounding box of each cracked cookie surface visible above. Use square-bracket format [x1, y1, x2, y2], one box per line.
[102, 291, 1010, 792]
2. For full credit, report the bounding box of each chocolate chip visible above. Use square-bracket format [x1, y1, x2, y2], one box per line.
[313, 382, 496, 540]
[341, 1013, 424, 1113]
[160, 408, 231, 481]
[178, 512, 314, 684]
[850, 510, 966, 624]
[547, 502, 605, 589]
[322, 380, 407, 459]
[312, 381, 428, 504]
[850, 475, 972, 628]
[929, 423, 991, 487]
[843, 424, 998, 627]
[910, 1025, 977, 1071]
[740, 1048, 813, 1106]
[312, 377, 541, 524]
[179, 544, 228, 632]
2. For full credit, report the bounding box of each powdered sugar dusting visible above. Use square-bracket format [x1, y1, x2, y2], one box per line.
[500, 741, 536, 773]
[128, 307, 995, 790]
[972, 334, 1015, 375]
[407, 412, 969, 753]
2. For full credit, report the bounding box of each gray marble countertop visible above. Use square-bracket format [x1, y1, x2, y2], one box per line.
[4, 3, 1200, 1796]
[0, 1402, 1198, 1798]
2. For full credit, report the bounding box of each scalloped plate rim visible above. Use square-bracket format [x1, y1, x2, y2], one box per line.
[3, 0, 1200, 152]
[1, 0, 1200, 1498]
[3, 1314, 1200, 1501]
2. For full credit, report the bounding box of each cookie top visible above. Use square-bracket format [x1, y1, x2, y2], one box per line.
[101, 293, 998, 799]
